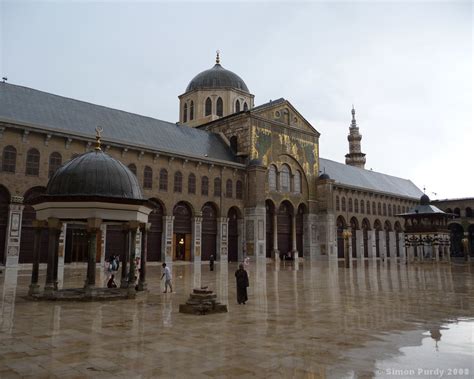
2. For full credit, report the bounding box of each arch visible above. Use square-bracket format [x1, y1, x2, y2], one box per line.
[454, 208, 461, 218]
[0, 185, 11, 263]
[465, 207, 472, 218]
[173, 201, 193, 261]
[183, 103, 188, 123]
[201, 202, 218, 261]
[216, 97, 223, 117]
[336, 215, 347, 259]
[230, 136, 238, 153]
[350, 217, 359, 258]
[128, 163, 137, 176]
[188, 173, 196, 194]
[449, 223, 464, 257]
[227, 206, 242, 262]
[243, 102, 248, 111]
[294, 170, 302, 194]
[174, 171, 183, 193]
[213, 177, 221, 197]
[278, 200, 294, 259]
[235, 99, 241, 112]
[48, 152, 62, 178]
[265, 199, 276, 258]
[360, 199, 365, 214]
[445, 207, 453, 214]
[268, 165, 277, 191]
[280, 164, 290, 192]
[205, 97, 212, 116]
[201, 176, 209, 196]
[25, 148, 40, 176]
[190, 101, 194, 121]
[296, 203, 306, 257]
[143, 166, 153, 189]
[2, 145, 17, 173]
[225, 179, 233, 198]
[362, 218, 371, 258]
[159, 168, 168, 191]
[336, 195, 340, 211]
[20, 186, 48, 263]
[374, 219, 382, 258]
[236, 180, 243, 200]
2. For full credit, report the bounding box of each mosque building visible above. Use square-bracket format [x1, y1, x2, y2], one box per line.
[0, 53, 432, 267]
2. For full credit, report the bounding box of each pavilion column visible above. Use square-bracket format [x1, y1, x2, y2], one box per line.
[138, 223, 150, 291]
[356, 230, 363, 259]
[4, 196, 25, 267]
[380, 231, 387, 261]
[291, 213, 298, 260]
[85, 218, 101, 290]
[163, 215, 174, 265]
[343, 230, 351, 268]
[28, 220, 46, 296]
[369, 230, 376, 258]
[217, 217, 229, 261]
[128, 222, 140, 291]
[192, 215, 202, 262]
[272, 212, 279, 260]
[44, 218, 62, 295]
[121, 226, 130, 288]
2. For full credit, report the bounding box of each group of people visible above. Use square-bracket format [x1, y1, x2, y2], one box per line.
[106, 254, 120, 272]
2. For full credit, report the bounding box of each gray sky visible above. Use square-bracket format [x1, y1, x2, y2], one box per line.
[1, 1, 472, 199]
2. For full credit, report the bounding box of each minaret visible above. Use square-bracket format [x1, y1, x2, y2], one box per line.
[345, 106, 366, 169]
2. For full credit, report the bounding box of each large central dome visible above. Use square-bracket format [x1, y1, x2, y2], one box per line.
[186, 54, 249, 93]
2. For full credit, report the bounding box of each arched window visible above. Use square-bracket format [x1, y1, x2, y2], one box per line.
[216, 97, 223, 117]
[360, 200, 365, 214]
[128, 164, 137, 176]
[230, 136, 238, 153]
[268, 165, 277, 191]
[2, 145, 17, 173]
[373, 202, 376, 215]
[355, 199, 359, 213]
[397, 205, 401, 214]
[214, 177, 221, 197]
[174, 171, 183, 193]
[280, 165, 290, 192]
[378, 202, 382, 215]
[201, 176, 209, 196]
[294, 171, 301, 193]
[190, 101, 194, 120]
[48, 152, 62, 178]
[143, 166, 153, 189]
[188, 173, 196, 194]
[159, 169, 168, 191]
[236, 180, 243, 200]
[466, 207, 473, 217]
[25, 148, 40, 176]
[336, 196, 340, 211]
[235, 99, 241, 112]
[243, 102, 248, 111]
[226, 179, 233, 198]
[367, 201, 371, 215]
[454, 208, 461, 218]
[205, 97, 212, 116]
[342, 197, 346, 212]
[383, 203, 387, 216]
[349, 198, 353, 212]
[388, 204, 392, 217]
[183, 103, 188, 123]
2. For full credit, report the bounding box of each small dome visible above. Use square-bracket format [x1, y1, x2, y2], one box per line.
[47, 150, 144, 200]
[319, 173, 331, 180]
[420, 194, 430, 205]
[186, 63, 249, 93]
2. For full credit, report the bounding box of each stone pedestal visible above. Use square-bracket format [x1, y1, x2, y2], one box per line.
[179, 287, 228, 315]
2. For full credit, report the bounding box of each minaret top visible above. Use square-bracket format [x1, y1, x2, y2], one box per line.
[345, 105, 366, 169]
[216, 50, 220, 65]
[351, 105, 357, 128]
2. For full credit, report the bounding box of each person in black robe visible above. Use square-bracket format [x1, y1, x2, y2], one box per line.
[235, 263, 249, 304]
[107, 274, 117, 288]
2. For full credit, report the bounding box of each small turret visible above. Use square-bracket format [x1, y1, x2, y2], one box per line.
[345, 105, 366, 169]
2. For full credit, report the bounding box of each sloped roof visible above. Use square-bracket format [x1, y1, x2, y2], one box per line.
[0, 83, 237, 163]
[398, 204, 448, 216]
[319, 158, 423, 199]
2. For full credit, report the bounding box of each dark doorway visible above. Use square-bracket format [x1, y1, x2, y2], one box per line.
[374, 220, 382, 258]
[296, 204, 305, 257]
[147, 200, 164, 261]
[175, 233, 187, 261]
[362, 219, 370, 258]
[336, 216, 346, 259]
[65, 225, 88, 263]
[201, 203, 217, 261]
[265, 200, 275, 258]
[0, 186, 9, 264]
[228, 207, 239, 262]
[173, 202, 192, 261]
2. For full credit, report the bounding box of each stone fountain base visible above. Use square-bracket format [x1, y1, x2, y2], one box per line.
[179, 287, 228, 315]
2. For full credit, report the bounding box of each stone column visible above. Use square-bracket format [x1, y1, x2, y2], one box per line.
[138, 223, 150, 291]
[99, 224, 107, 267]
[128, 222, 139, 291]
[369, 230, 377, 258]
[303, 213, 318, 260]
[244, 206, 266, 261]
[343, 230, 351, 268]
[217, 217, 229, 262]
[163, 215, 174, 265]
[433, 240, 440, 262]
[291, 213, 298, 260]
[121, 226, 130, 288]
[56, 223, 67, 289]
[4, 196, 24, 267]
[389, 231, 396, 260]
[28, 220, 46, 296]
[272, 212, 279, 260]
[237, 218, 244, 262]
[192, 215, 202, 263]
[399, 232, 406, 262]
[44, 218, 62, 295]
[356, 230, 364, 259]
[85, 218, 101, 290]
[380, 230, 387, 261]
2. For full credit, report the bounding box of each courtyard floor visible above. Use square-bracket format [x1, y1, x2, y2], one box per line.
[0, 259, 473, 378]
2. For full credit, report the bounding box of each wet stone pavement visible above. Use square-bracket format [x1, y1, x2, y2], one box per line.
[0, 260, 473, 378]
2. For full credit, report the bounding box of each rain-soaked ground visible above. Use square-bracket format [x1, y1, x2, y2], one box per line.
[0, 259, 473, 378]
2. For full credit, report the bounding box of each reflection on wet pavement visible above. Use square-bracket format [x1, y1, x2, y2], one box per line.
[0, 260, 473, 377]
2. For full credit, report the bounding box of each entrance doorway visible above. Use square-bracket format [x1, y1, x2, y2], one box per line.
[174, 233, 191, 261]
[173, 202, 192, 261]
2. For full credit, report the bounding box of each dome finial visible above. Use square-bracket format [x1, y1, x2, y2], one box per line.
[351, 105, 357, 127]
[216, 49, 220, 64]
[95, 126, 103, 151]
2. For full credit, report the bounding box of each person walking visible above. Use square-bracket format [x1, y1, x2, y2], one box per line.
[209, 254, 215, 271]
[235, 263, 249, 304]
[160, 263, 173, 293]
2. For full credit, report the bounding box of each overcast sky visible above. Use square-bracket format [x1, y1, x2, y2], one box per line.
[1, 1, 472, 199]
